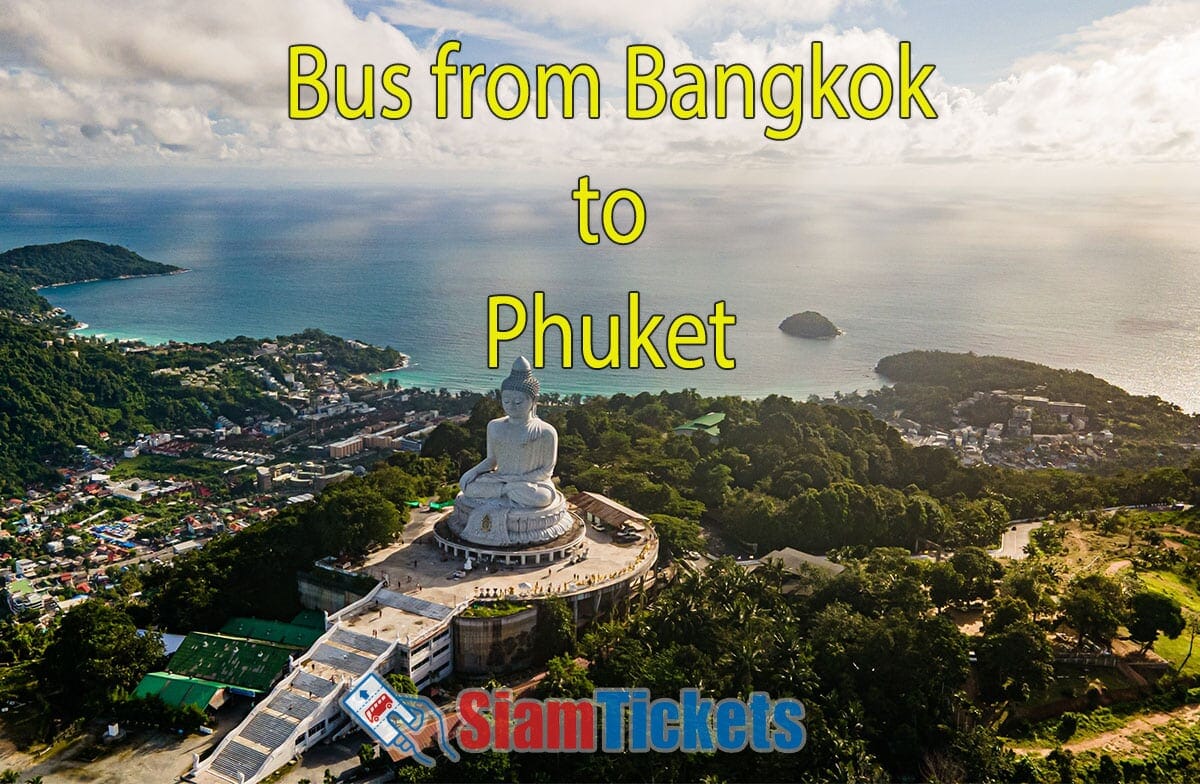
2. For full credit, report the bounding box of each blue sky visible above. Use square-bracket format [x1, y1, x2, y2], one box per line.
[0, 0, 1197, 185]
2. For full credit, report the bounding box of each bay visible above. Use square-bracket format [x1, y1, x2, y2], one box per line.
[2, 185, 1197, 412]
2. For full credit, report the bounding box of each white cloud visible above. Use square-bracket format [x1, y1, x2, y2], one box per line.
[377, 0, 592, 60]
[0, 0, 1197, 177]
[1012, 0, 1200, 72]
[459, 0, 881, 38]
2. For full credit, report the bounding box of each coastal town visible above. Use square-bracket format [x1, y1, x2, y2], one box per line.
[2, 332, 472, 627]
[886, 389, 1118, 469]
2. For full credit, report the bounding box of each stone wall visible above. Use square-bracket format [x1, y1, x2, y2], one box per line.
[452, 605, 539, 675]
[297, 568, 373, 614]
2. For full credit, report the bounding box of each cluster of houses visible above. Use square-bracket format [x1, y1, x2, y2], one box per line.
[0, 467, 280, 624]
[2, 334, 462, 630]
[891, 390, 1117, 469]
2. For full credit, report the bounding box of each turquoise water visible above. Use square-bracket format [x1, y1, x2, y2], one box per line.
[3, 185, 1198, 411]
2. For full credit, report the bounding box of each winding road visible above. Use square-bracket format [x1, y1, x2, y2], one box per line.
[989, 520, 1044, 560]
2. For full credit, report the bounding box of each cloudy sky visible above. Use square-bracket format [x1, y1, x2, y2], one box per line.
[1, 0, 1198, 186]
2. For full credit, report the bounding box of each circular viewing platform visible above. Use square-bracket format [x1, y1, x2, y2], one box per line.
[433, 512, 586, 566]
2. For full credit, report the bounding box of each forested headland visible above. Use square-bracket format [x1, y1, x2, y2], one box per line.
[0, 239, 181, 288]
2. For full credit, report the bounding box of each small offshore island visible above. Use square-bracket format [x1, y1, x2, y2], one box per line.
[779, 310, 841, 338]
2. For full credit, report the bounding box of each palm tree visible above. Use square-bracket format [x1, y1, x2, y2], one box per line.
[719, 636, 771, 697]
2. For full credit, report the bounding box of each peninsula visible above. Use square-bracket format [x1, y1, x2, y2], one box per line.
[1, 239, 184, 288]
[779, 310, 841, 338]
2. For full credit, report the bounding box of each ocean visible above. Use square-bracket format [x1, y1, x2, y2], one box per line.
[3, 185, 1198, 412]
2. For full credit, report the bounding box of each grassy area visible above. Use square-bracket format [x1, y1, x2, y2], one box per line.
[461, 601, 532, 619]
[1154, 634, 1198, 674]
[1129, 570, 1200, 674]
[1014, 663, 1134, 711]
[108, 454, 230, 482]
[1017, 706, 1130, 746]
[1000, 512, 1200, 759]
[1140, 570, 1200, 613]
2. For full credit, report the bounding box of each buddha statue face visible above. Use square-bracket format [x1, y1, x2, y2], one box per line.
[501, 389, 534, 420]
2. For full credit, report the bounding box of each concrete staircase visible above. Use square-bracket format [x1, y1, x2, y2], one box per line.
[189, 623, 399, 784]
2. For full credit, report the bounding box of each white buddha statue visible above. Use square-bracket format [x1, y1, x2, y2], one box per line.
[449, 357, 574, 547]
[458, 357, 557, 508]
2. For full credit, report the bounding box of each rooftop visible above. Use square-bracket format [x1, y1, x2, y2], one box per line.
[673, 411, 726, 438]
[754, 547, 846, 576]
[133, 671, 225, 711]
[166, 632, 296, 693]
[568, 491, 649, 525]
[220, 617, 325, 649]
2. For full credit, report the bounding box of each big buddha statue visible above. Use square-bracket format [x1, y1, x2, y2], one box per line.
[447, 357, 575, 547]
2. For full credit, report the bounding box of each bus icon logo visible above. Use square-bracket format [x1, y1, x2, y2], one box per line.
[365, 693, 394, 724]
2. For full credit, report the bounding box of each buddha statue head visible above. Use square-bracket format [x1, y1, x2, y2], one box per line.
[499, 356, 540, 420]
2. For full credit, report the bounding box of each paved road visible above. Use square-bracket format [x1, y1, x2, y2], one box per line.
[989, 521, 1044, 560]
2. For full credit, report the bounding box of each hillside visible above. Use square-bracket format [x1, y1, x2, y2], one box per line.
[869, 351, 1199, 442]
[0, 270, 52, 315]
[0, 318, 282, 493]
[187, 328, 407, 374]
[0, 240, 182, 288]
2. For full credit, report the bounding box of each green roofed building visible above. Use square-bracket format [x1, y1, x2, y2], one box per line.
[672, 412, 725, 442]
[220, 617, 324, 649]
[291, 609, 328, 630]
[4, 578, 44, 615]
[166, 632, 297, 694]
[133, 671, 228, 712]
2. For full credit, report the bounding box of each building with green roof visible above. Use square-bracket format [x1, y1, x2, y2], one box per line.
[133, 672, 229, 712]
[4, 578, 44, 615]
[220, 617, 324, 649]
[290, 609, 328, 630]
[672, 412, 726, 442]
[166, 632, 296, 694]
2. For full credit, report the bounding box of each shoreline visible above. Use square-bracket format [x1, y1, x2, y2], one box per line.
[70, 321, 412, 376]
[40, 279, 1199, 414]
[32, 268, 189, 291]
[54, 322, 1200, 414]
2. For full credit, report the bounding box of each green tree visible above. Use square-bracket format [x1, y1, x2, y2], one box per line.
[926, 561, 966, 609]
[538, 654, 594, 699]
[948, 547, 1002, 603]
[430, 750, 513, 783]
[976, 598, 1053, 703]
[364, 465, 420, 509]
[1001, 561, 1057, 621]
[649, 514, 702, 558]
[1127, 590, 1186, 653]
[1059, 574, 1125, 650]
[385, 672, 418, 695]
[38, 601, 163, 717]
[0, 620, 48, 664]
[314, 480, 402, 560]
[534, 595, 574, 662]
